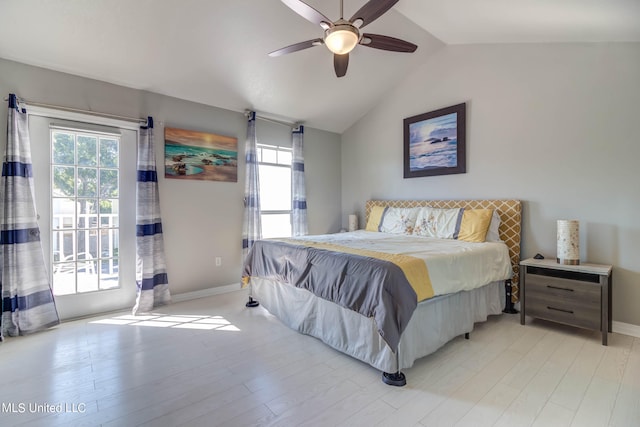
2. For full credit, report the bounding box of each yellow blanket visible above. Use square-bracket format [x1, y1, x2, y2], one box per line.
[276, 239, 434, 302]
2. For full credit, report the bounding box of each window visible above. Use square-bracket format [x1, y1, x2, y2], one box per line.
[50, 127, 120, 295]
[257, 144, 292, 238]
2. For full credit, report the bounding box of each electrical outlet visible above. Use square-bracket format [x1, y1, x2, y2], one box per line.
[215, 257, 222, 267]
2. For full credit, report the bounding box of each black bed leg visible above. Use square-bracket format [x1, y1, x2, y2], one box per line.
[245, 281, 259, 308]
[382, 352, 407, 386]
[382, 371, 406, 387]
[502, 279, 518, 314]
[465, 332, 470, 339]
[246, 296, 259, 308]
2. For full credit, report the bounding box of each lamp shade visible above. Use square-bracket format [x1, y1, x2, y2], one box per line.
[348, 214, 358, 232]
[557, 219, 580, 265]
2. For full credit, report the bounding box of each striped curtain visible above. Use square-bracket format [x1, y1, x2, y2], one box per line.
[133, 117, 170, 314]
[291, 125, 308, 236]
[1, 94, 59, 338]
[242, 111, 261, 260]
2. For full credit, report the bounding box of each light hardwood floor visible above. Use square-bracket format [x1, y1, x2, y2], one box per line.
[1, 289, 638, 427]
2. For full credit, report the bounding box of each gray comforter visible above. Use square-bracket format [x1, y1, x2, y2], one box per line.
[242, 239, 418, 352]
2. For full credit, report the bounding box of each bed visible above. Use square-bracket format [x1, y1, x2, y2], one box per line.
[242, 199, 522, 385]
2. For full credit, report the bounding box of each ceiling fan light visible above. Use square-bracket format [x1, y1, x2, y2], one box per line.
[324, 25, 359, 55]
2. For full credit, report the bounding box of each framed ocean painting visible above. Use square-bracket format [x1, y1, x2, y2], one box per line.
[403, 103, 466, 178]
[164, 127, 238, 182]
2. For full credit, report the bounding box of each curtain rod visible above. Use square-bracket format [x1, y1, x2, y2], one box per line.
[4, 96, 148, 124]
[5, 97, 298, 128]
[244, 109, 301, 129]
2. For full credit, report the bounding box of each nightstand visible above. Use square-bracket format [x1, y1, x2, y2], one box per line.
[520, 258, 612, 345]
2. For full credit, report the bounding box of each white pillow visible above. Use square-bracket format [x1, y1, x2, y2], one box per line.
[379, 207, 419, 234]
[486, 210, 502, 242]
[413, 207, 462, 239]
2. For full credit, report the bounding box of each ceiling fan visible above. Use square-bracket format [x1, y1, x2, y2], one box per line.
[269, 0, 417, 78]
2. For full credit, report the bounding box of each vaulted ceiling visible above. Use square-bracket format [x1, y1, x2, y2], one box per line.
[0, 0, 638, 133]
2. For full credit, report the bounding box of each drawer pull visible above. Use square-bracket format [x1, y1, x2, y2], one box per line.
[547, 285, 574, 292]
[547, 306, 574, 314]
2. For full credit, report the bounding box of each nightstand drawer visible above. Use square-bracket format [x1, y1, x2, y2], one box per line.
[526, 274, 600, 307]
[526, 294, 600, 330]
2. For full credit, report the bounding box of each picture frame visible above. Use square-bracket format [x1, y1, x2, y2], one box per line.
[403, 102, 466, 178]
[164, 127, 238, 182]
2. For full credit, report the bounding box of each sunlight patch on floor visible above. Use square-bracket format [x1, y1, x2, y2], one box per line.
[89, 314, 240, 331]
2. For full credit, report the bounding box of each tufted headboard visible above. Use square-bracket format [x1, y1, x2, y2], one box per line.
[365, 199, 522, 302]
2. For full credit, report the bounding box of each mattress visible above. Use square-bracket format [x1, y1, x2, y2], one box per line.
[243, 230, 512, 352]
[290, 230, 513, 296]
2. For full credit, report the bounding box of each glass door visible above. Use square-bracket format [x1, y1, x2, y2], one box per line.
[30, 115, 137, 320]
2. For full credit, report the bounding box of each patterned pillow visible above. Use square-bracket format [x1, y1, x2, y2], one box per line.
[413, 207, 462, 239]
[413, 207, 494, 242]
[379, 207, 419, 234]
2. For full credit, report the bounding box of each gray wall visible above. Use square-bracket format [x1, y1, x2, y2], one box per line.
[0, 57, 342, 298]
[342, 43, 640, 327]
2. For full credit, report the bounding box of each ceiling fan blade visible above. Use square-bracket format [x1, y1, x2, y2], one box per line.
[360, 33, 417, 52]
[281, 0, 332, 28]
[334, 53, 349, 78]
[349, 0, 399, 28]
[269, 39, 324, 57]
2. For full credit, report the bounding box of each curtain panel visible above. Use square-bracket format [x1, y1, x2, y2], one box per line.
[242, 111, 262, 261]
[133, 117, 170, 314]
[1, 94, 59, 338]
[291, 125, 308, 236]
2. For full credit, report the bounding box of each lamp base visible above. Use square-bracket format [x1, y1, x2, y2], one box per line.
[557, 258, 580, 265]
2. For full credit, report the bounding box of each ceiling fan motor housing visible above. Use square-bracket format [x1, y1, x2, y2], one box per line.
[324, 22, 360, 55]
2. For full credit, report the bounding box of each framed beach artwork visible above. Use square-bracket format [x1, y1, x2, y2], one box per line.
[403, 103, 466, 178]
[164, 127, 238, 182]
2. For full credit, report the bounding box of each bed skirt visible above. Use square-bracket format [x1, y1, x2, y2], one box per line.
[251, 278, 505, 373]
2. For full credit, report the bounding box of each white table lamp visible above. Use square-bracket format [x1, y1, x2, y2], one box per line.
[557, 219, 580, 265]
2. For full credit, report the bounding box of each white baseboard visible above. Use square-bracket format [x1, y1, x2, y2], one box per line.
[612, 321, 640, 339]
[171, 283, 243, 303]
